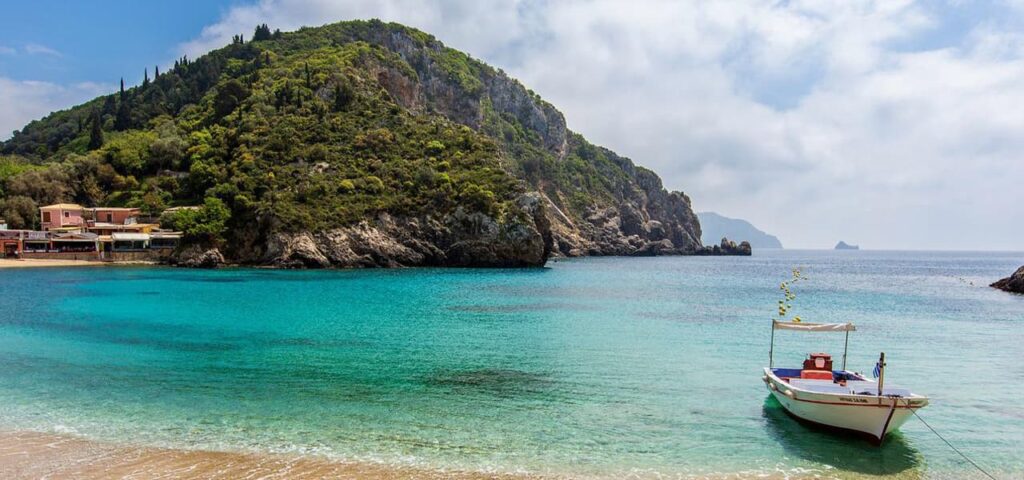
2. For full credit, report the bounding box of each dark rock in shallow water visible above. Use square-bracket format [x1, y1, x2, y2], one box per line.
[691, 237, 752, 256]
[170, 244, 225, 268]
[991, 266, 1024, 294]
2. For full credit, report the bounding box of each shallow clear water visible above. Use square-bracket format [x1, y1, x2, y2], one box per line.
[1, 250, 1022, 478]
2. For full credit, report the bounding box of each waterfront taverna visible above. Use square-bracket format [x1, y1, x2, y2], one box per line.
[0, 204, 183, 261]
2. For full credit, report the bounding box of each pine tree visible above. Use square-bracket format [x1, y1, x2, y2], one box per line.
[87, 109, 104, 150]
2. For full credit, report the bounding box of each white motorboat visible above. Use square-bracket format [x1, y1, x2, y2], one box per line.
[763, 320, 929, 444]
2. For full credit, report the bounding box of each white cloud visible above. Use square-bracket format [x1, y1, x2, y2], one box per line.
[0, 0, 988, 250]
[0, 45, 15, 55]
[23, 43, 61, 57]
[0, 78, 110, 140]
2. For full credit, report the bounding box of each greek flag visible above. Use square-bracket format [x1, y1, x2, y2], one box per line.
[872, 361, 881, 378]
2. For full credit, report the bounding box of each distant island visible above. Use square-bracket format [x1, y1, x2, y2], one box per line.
[697, 212, 782, 249]
[834, 241, 859, 250]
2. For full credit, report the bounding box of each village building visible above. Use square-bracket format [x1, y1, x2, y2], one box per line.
[39, 204, 86, 232]
[86, 207, 159, 236]
[51, 232, 99, 253]
[2, 205, 184, 260]
[0, 229, 24, 257]
[149, 231, 183, 249]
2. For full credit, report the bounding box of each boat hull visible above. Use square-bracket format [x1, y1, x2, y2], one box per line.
[763, 368, 926, 444]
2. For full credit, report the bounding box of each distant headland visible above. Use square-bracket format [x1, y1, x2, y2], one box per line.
[697, 212, 782, 249]
[834, 241, 859, 250]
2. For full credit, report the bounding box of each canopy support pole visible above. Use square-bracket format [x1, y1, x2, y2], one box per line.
[842, 330, 849, 371]
[769, 321, 775, 368]
[877, 352, 886, 398]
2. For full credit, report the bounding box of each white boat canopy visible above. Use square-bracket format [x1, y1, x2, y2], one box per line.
[770, 320, 857, 369]
[773, 320, 856, 332]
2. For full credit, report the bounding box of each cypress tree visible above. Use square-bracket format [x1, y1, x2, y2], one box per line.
[143, 68, 149, 88]
[102, 94, 116, 116]
[333, 81, 353, 112]
[253, 23, 272, 41]
[119, 77, 125, 100]
[154, 65, 160, 77]
[88, 109, 104, 150]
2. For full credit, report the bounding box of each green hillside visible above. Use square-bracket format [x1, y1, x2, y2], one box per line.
[1, 20, 713, 266]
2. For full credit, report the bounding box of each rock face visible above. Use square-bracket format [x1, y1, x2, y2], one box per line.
[170, 244, 225, 268]
[230, 22, 725, 266]
[991, 266, 1024, 294]
[835, 241, 860, 250]
[332, 23, 712, 261]
[259, 193, 552, 268]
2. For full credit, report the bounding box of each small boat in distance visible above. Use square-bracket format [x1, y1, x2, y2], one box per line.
[763, 320, 929, 444]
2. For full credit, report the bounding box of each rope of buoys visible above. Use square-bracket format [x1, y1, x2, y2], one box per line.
[901, 398, 997, 480]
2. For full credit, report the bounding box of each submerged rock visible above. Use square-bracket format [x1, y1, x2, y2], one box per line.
[991, 266, 1024, 294]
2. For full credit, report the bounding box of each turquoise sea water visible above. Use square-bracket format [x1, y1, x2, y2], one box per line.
[1, 250, 1022, 478]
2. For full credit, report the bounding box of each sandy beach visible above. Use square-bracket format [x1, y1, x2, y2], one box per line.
[0, 431, 546, 480]
[0, 258, 109, 269]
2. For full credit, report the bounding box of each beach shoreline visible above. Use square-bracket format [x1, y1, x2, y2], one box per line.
[0, 430, 546, 480]
[0, 258, 110, 269]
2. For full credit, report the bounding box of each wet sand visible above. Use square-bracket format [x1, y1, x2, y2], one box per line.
[0, 258, 108, 269]
[0, 431, 544, 480]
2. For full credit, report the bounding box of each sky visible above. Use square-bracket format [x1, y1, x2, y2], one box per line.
[2, 0, 1023, 250]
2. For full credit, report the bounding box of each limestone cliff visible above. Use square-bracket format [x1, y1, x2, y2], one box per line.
[327, 22, 713, 259]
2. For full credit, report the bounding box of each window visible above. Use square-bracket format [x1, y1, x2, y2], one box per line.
[64, 211, 70, 218]
[42, 212, 51, 223]
[106, 213, 113, 222]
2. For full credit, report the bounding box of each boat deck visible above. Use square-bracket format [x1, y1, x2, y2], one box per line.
[770, 368, 914, 397]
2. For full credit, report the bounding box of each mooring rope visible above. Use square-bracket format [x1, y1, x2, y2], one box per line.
[900, 398, 998, 480]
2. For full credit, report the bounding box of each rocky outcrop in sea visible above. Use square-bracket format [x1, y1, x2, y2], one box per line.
[170, 244, 226, 268]
[991, 266, 1024, 294]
